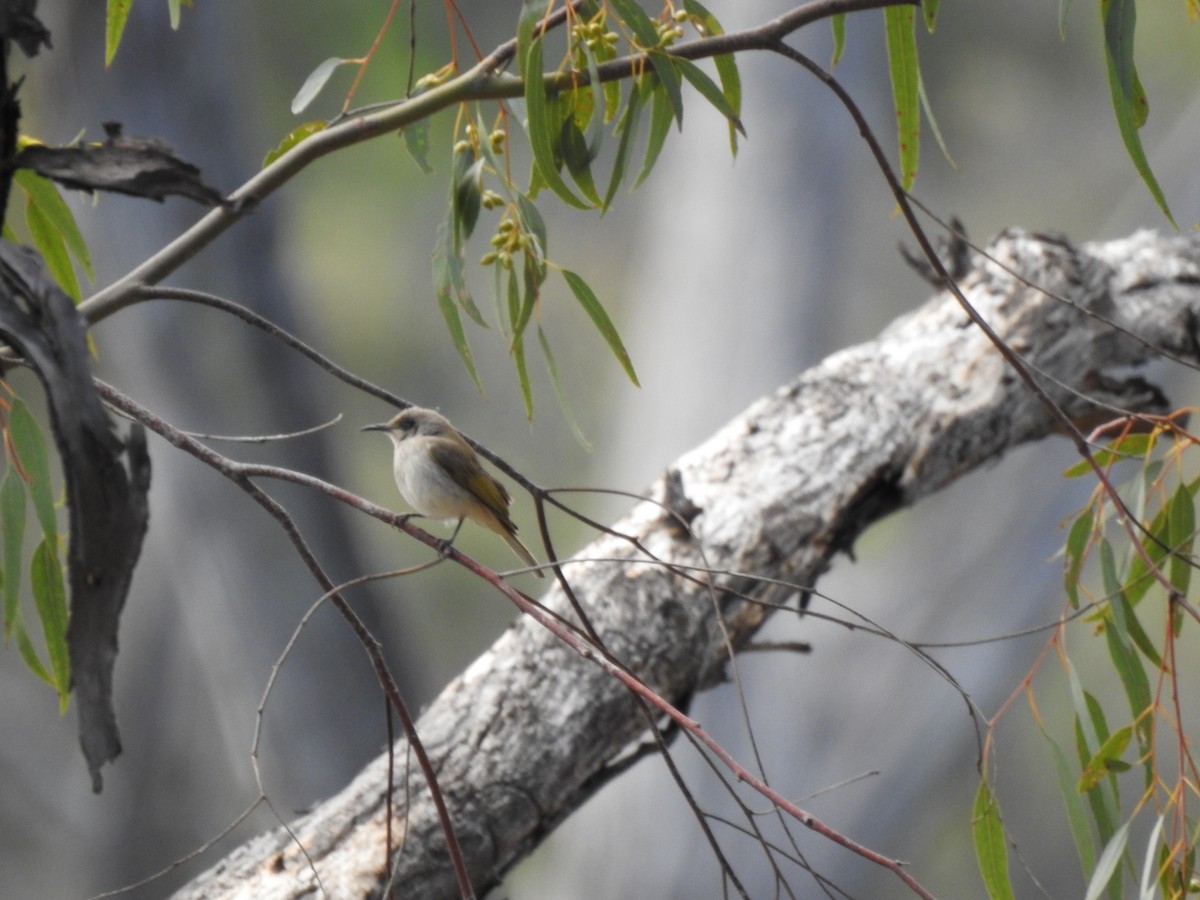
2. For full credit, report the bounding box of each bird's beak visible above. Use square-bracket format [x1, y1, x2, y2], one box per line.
[361, 423, 391, 433]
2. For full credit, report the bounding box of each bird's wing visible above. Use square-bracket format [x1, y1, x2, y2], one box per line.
[429, 438, 514, 521]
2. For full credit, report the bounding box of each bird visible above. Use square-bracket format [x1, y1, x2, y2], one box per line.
[361, 407, 544, 577]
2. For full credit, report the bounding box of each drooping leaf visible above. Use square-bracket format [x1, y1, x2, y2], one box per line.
[513, 251, 540, 341]
[1165, 481, 1193, 597]
[1063, 505, 1093, 608]
[1100, 0, 1176, 227]
[14, 168, 94, 281]
[516, 193, 548, 258]
[561, 269, 638, 386]
[884, 5, 920, 190]
[635, 77, 674, 188]
[8, 400, 56, 543]
[1, 468, 26, 636]
[830, 14, 847, 68]
[523, 34, 592, 210]
[559, 118, 602, 205]
[608, 0, 659, 47]
[1083, 820, 1130, 900]
[538, 326, 591, 449]
[402, 119, 435, 175]
[917, 65, 956, 170]
[105, 0, 134, 67]
[518, 0, 553, 60]
[923, 0, 941, 31]
[682, 0, 742, 152]
[452, 152, 485, 244]
[25, 194, 81, 302]
[30, 538, 70, 709]
[972, 780, 1014, 900]
[15, 620, 52, 685]
[646, 52, 685, 128]
[576, 42, 607, 154]
[291, 57, 350, 115]
[604, 83, 646, 210]
[433, 227, 484, 393]
[674, 57, 744, 137]
[1036, 721, 1097, 877]
[508, 269, 534, 419]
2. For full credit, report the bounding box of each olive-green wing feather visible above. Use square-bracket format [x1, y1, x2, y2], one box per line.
[429, 439, 516, 528]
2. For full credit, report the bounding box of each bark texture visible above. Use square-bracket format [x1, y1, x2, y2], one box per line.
[172, 229, 1200, 898]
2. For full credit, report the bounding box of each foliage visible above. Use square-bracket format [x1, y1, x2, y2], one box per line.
[977, 419, 1200, 898]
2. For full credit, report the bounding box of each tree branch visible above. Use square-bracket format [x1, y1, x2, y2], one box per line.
[77, 0, 915, 324]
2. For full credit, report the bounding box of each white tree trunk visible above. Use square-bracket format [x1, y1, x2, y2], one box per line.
[172, 228, 1200, 898]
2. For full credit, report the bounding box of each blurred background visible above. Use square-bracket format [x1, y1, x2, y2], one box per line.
[3, 1, 1199, 897]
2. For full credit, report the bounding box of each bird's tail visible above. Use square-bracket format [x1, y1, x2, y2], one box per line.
[502, 529, 545, 578]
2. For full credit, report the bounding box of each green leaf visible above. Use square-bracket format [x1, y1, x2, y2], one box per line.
[674, 58, 744, 136]
[1078, 725, 1132, 792]
[1064, 432, 1154, 477]
[25, 193, 81, 302]
[523, 34, 593, 210]
[14, 619, 52, 685]
[168, 0, 183, 30]
[561, 269, 639, 386]
[604, 83, 646, 210]
[516, 193, 548, 258]
[14, 169, 94, 281]
[682, 0, 741, 152]
[538, 326, 591, 449]
[518, 0, 553, 58]
[713, 54, 742, 155]
[577, 42, 607, 154]
[433, 227, 484, 393]
[262, 121, 327, 168]
[1100, 0, 1176, 228]
[515, 251, 540, 339]
[508, 270, 534, 419]
[1112, 587, 1161, 670]
[1122, 487, 1175, 607]
[635, 77, 674, 188]
[646, 52, 685, 128]
[1, 468, 26, 637]
[972, 780, 1014, 900]
[402, 119, 435, 175]
[1083, 820, 1130, 900]
[1037, 723, 1097, 877]
[923, 0, 941, 31]
[884, 5, 920, 190]
[917, 65, 956, 171]
[559, 118, 602, 205]
[452, 151, 485, 244]
[30, 538, 70, 709]
[105, 0, 134, 67]
[291, 57, 350, 115]
[1063, 506, 1093, 608]
[608, 0, 659, 47]
[830, 14, 847, 68]
[8, 400, 56, 543]
[1165, 482, 1193, 598]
